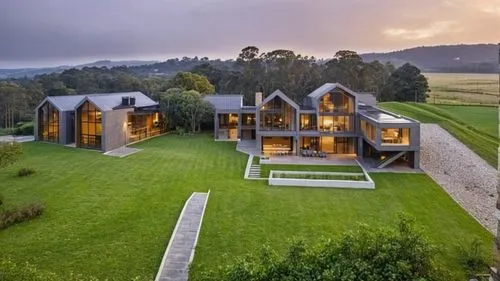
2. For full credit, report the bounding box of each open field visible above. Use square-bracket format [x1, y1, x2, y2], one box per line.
[424, 73, 499, 105]
[379, 102, 498, 167]
[0, 135, 493, 281]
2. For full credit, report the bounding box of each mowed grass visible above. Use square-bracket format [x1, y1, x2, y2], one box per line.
[424, 72, 499, 105]
[260, 164, 362, 178]
[0, 135, 493, 281]
[379, 102, 498, 167]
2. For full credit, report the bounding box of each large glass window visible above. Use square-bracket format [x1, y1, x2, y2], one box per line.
[319, 116, 351, 132]
[381, 128, 410, 145]
[319, 90, 354, 113]
[260, 97, 296, 131]
[300, 114, 317, 130]
[242, 114, 255, 126]
[219, 113, 239, 128]
[38, 102, 59, 142]
[78, 101, 102, 149]
[361, 120, 376, 142]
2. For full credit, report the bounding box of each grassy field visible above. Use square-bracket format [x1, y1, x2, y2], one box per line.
[379, 102, 498, 167]
[0, 135, 493, 281]
[424, 73, 499, 105]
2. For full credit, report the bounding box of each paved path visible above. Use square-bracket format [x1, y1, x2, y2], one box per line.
[155, 192, 209, 281]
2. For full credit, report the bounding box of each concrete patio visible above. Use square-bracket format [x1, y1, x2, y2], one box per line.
[103, 146, 142, 158]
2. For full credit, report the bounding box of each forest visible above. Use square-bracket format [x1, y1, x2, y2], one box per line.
[0, 47, 428, 133]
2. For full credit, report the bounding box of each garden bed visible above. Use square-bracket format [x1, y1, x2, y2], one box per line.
[268, 170, 375, 189]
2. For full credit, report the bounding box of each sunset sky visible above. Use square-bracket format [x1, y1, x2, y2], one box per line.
[1, 0, 499, 68]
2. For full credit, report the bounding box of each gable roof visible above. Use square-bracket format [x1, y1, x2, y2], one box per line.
[258, 90, 299, 110]
[307, 83, 358, 99]
[35, 95, 88, 111]
[85, 92, 157, 112]
[203, 95, 243, 110]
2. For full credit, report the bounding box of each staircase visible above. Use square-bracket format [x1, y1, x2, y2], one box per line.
[248, 164, 262, 179]
[376, 151, 406, 169]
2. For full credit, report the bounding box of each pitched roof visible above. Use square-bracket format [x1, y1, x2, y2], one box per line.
[307, 83, 357, 99]
[45, 95, 88, 111]
[258, 90, 299, 110]
[85, 92, 157, 112]
[203, 95, 243, 110]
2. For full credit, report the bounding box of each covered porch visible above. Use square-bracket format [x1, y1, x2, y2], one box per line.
[127, 111, 163, 143]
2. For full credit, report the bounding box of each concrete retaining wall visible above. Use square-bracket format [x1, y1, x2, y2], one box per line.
[268, 170, 375, 189]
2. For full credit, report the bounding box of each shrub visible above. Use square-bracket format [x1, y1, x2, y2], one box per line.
[0, 202, 44, 230]
[17, 168, 35, 177]
[458, 237, 489, 277]
[0, 193, 3, 207]
[201, 214, 450, 281]
[0, 142, 22, 169]
[13, 122, 34, 136]
[175, 126, 186, 136]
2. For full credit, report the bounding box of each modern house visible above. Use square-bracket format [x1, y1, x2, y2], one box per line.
[34, 92, 164, 152]
[204, 83, 420, 169]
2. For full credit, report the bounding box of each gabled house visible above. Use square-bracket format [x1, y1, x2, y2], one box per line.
[35, 92, 165, 152]
[205, 83, 420, 169]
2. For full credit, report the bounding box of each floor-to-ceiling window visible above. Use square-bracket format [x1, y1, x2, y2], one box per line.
[260, 97, 296, 131]
[38, 102, 59, 142]
[78, 101, 102, 149]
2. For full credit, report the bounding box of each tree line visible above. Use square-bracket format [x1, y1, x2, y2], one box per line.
[0, 46, 429, 132]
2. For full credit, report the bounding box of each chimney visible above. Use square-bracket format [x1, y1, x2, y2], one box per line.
[122, 96, 130, 106]
[255, 92, 263, 106]
[130, 97, 136, 106]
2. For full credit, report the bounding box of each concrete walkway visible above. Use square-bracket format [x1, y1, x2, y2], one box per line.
[0, 135, 34, 142]
[155, 192, 210, 281]
[103, 146, 142, 158]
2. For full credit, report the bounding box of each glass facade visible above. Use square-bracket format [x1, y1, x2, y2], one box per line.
[78, 101, 102, 149]
[38, 102, 59, 142]
[242, 114, 255, 126]
[127, 112, 162, 143]
[219, 113, 239, 128]
[301, 137, 355, 154]
[319, 115, 351, 132]
[319, 90, 354, 114]
[260, 97, 296, 131]
[300, 114, 317, 130]
[381, 128, 410, 145]
[360, 120, 376, 142]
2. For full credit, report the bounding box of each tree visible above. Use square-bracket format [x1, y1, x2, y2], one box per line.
[159, 89, 213, 132]
[380, 63, 429, 102]
[168, 72, 215, 94]
[0, 142, 22, 169]
[201, 215, 449, 281]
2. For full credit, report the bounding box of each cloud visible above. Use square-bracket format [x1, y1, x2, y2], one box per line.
[383, 21, 461, 40]
[0, 0, 498, 68]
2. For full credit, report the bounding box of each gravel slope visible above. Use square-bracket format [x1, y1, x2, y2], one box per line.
[420, 124, 497, 233]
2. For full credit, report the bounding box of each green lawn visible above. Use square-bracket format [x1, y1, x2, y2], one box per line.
[379, 102, 498, 167]
[0, 135, 493, 281]
[260, 164, 362, 178]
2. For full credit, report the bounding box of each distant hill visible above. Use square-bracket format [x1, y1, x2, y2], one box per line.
[360, 44, 498, 73]
[0, 60, 158, 78]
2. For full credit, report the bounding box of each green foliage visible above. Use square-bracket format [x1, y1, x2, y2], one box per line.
[13, 122, 34, 136]
[0, 193, 3, 207]
[17, 167, 35, 177]
[380, 63, 429, 102]
[0, 202, 44, 230]
[457, 238, 488, 276]
[160, 89, 214, 132]
[202, 215, 448, 281]
[0, 142, 22, 169]
[168, 72, 215, 94]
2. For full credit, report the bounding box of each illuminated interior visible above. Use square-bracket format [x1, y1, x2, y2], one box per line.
[77, 101, 102, 149]
[218, 113, 239, 140]
[127, 112, 162, 143]
[319, 115, 351, 132]
[381, 128, 410, 145]
[262, 136, 293, 155]
[360, 120, 376, 142]
[319, 90, 354, 113]
[301, 137, 355, 154]
[38, 102, 59, 142]
[300, 114, 317, 130]
[260, 96, 296, 131]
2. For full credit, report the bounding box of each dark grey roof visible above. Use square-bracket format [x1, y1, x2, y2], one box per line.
[357, 93, 376, 106]
[358, 104, 416, 124]
[86, 92, 157, 112]
[45, 95, 88, 111]
[308, 83, 357, 99]
[259, 90, 299, 109]
[203, 95, 243, 110]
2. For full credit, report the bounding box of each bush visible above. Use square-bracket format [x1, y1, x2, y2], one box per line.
[0, 142, 22, 169]
[17, 168, 35, 177]
[201, 214, 449, 281]
[0, 193, 3, 207]
[175, 126, 186, 136]
[458, 238, 489, 277]
[0, 202, 44, 230]
[13, 122, 34, 136]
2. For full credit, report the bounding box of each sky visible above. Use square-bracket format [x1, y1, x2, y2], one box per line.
[0, 0, 499, 68]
